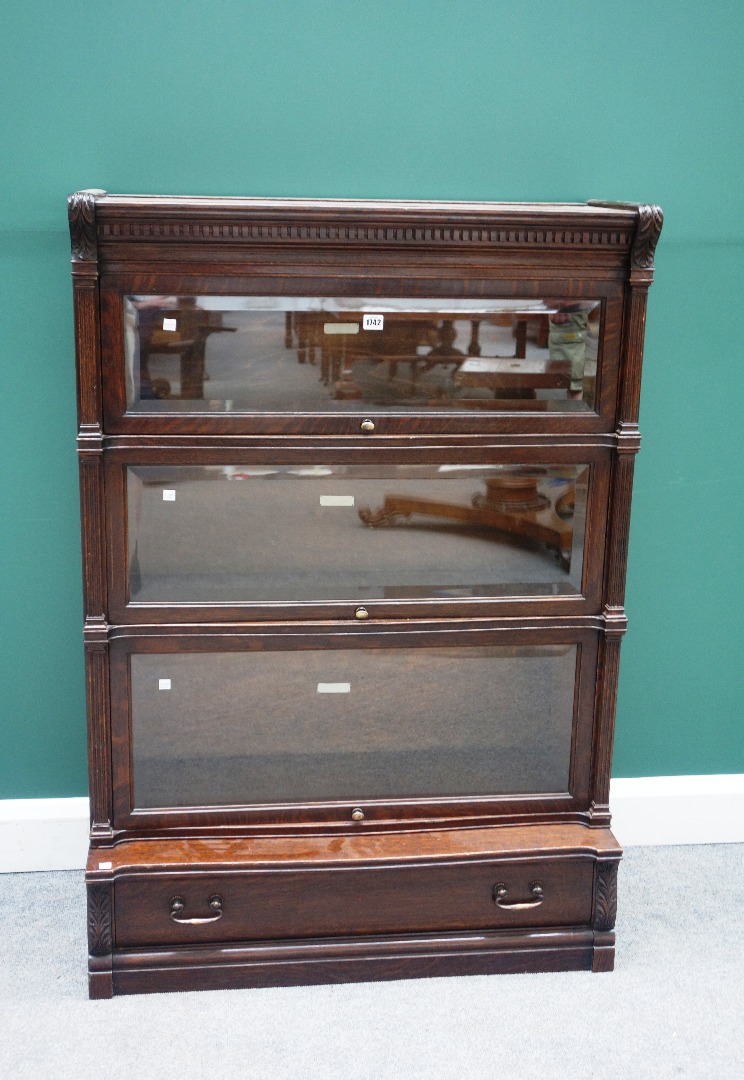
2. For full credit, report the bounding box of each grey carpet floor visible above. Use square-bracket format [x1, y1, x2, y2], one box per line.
[1, 845, 742, 1080]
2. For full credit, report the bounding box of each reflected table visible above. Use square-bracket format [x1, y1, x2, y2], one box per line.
[359, 472, 578, 569]
[454, 357, 571, 398]
[289, 313, 552, 400]
[135, 300, 237, 400]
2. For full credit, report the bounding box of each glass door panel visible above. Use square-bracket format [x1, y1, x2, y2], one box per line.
[130, 645, 578, 808]
[127, 463, 589, 604]
[123, 296, 601, 414]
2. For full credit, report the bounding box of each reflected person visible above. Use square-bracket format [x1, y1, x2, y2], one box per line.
[548, 303, 591, 401]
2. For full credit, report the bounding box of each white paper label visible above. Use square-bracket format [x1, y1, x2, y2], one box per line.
[162, 489, 176, 501]
[98, 861, 112, 870]
[319, 495, 355, 507]
[317, 683, 351, 693]
[159, 679, 171, 690]
[323, 322, 359, 334]
[362, 314, 384, 330]
[162, 317, 177, 331]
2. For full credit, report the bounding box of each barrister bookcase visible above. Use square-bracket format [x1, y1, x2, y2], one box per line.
[69, 192, 662, 997]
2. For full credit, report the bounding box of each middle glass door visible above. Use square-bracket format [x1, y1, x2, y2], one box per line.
[106, 452, 609, 620]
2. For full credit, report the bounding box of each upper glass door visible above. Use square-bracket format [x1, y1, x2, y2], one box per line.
[121, 295, 602, 415]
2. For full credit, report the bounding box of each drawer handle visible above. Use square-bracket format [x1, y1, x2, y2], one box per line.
[493, 881, 544, 910]
[169, 894, 224, 924]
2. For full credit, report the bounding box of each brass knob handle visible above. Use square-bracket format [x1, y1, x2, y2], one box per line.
[169, 894, 224, 924]
[360, 419, 375, 433]
[355, 606, 369, 620]
[492, 882, 544, 910]
[351, 808, 365, 821]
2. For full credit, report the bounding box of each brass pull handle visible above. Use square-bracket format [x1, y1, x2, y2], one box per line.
[493, 882, 544, 910]
[360, 419, 375, 433]
[170, 894, 224, 924]
[355, 606, 369, 620]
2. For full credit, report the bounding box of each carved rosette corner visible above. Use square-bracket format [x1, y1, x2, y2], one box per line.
[631, 205, 664, 270]
[87, 883, 113, 956]
[593, 861, 619, 931]
[68, 190, 105, 261]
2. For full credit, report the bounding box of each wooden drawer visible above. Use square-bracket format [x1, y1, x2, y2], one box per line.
[113, 855, 596, 947]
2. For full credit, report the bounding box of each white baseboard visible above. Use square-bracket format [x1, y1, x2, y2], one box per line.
[609, 775, 744, 847]
[0, 798, 90, 873]
[1, 777, 743, 872]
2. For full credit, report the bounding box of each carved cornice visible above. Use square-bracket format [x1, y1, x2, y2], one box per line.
[87, 883, 112, 956]
[593, 861, 619, 931]
[68, 190, 106, 261]
[96, 212, 635, 253]
[74, 195, 649, 261]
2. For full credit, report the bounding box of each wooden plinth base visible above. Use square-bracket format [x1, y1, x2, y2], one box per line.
[86, 824, 620, 998]
[96, 927, 613, 997]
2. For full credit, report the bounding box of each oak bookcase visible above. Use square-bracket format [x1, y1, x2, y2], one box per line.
[69, 192, 662, 997]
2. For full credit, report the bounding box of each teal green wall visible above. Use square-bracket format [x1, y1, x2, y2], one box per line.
[1, 2, 742, 796]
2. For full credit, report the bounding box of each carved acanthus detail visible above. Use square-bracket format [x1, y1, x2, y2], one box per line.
[631, 205, 664, 269]
[588, 201, 663, 271]
[593, 861, 619, 931]
[87, 883, 113, 956]
[68, 190, 103, 260]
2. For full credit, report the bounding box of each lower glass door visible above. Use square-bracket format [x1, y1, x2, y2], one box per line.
[125, 641, 580, 810]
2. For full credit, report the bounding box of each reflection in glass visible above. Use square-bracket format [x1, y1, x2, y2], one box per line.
[131, 645, 577, 807]
[123, 296, 600, 413]
[127, 464, 589, 604]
